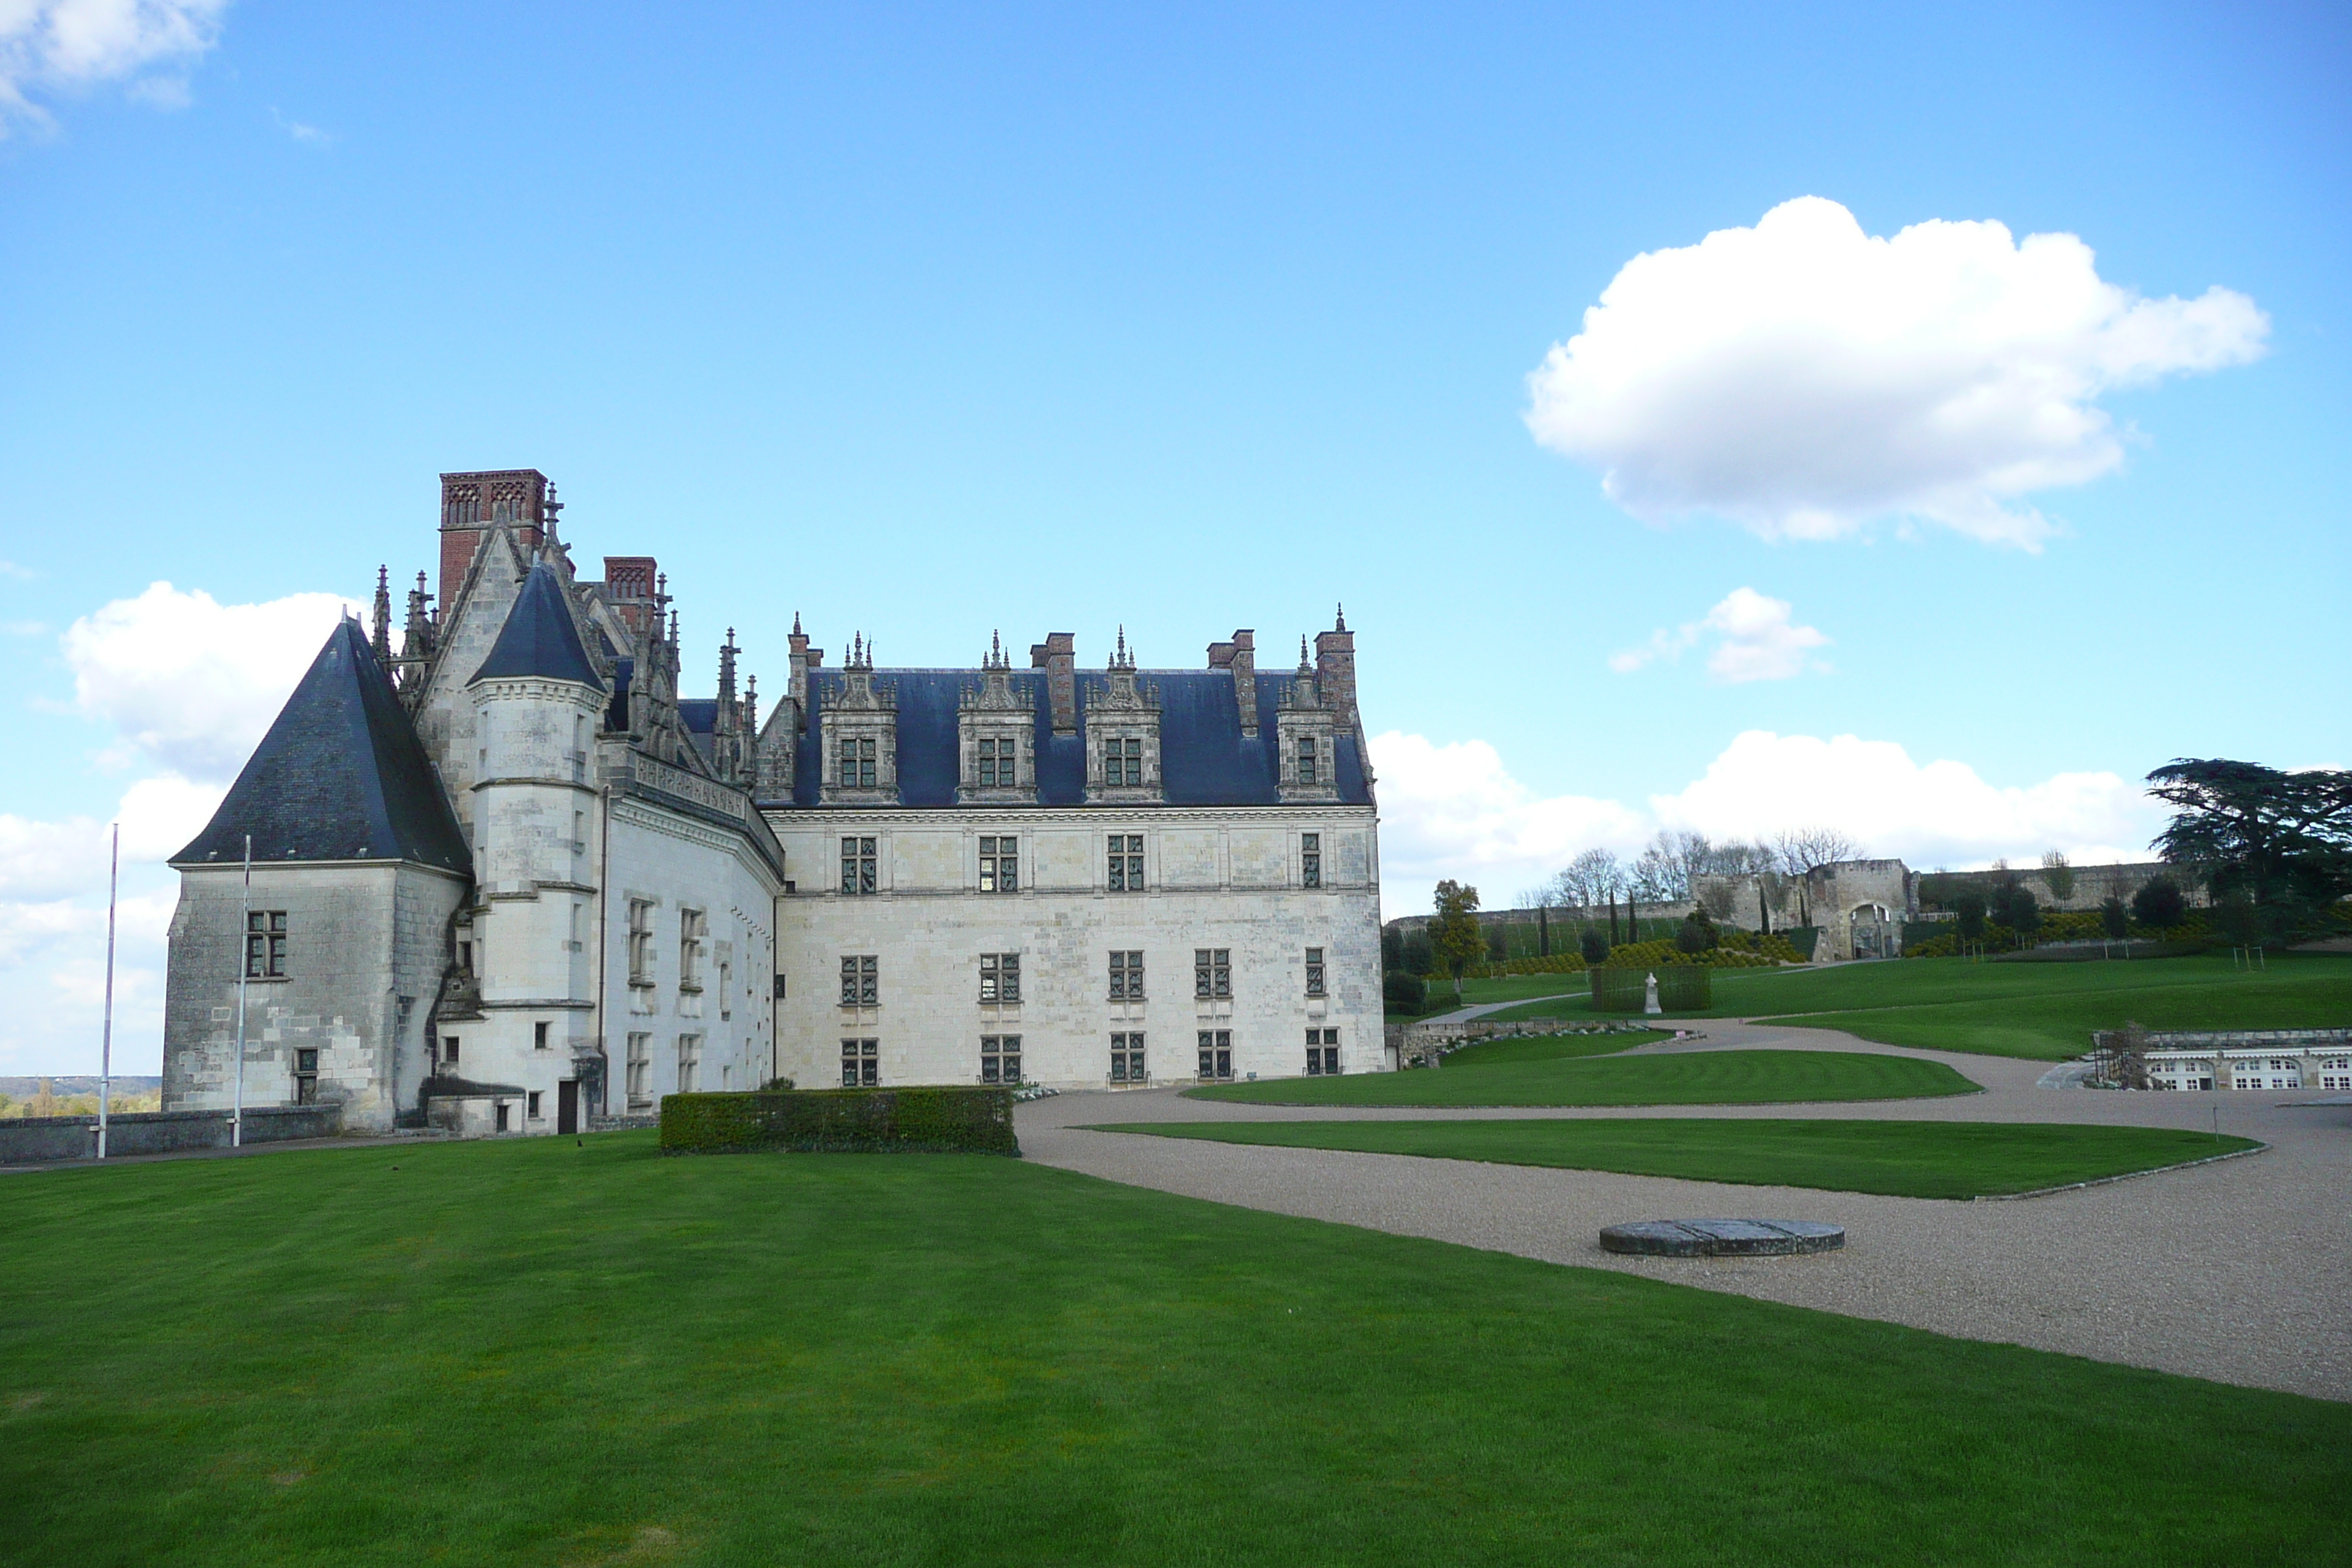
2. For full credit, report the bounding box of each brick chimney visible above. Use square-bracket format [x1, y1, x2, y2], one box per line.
[601, 555, 660, 639]
[1030, 632, 1077, 734]
[1207, 629, 1257, 735]
[440, 470, 549, 609]
[1314, 606, 1357, 731]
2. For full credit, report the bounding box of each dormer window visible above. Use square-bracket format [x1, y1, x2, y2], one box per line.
[1297, 736, 1319, 785]
[1107, 736, 1143, 787]
[837, 737, 876, 789]
[978, 737, 1015, 788]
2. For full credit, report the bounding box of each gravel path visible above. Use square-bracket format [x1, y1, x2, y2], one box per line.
[1019, 1018, 2352, 1403]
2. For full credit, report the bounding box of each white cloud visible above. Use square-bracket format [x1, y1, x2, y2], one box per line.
[270, 105, 328, 143]
[62, 581, 358, 781]
[1610, 587, 1830, 682]
[0, 0, 229, 129]
[1525, 196, 2269, 549]
[1369, 726, 2158, 915]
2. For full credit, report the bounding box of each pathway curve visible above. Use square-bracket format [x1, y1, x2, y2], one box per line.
[1018, 1017, 2351, 1403]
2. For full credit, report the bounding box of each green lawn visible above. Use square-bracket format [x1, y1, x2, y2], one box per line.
[1, 1137, 2344, 1565]
[1084, 1117, 2261, 1199]
[1186, 1048, 1976, 1107]
[1440, 1028, 1666, 1067]
[1479, 954, 2352, 1060]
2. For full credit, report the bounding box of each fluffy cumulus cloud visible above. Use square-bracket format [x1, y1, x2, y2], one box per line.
[62, 581, 358, 782]
[1369, 728, 2158, 916]
[0, 0, 229, 127]
[1609, 587, 1830, 683]
[1525, 197, 2269, 549]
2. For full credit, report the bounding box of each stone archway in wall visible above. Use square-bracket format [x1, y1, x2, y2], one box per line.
[1846, 902, 1893, 960]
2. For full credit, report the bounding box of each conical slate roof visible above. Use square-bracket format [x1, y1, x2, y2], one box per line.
[470, 562, 604, 689]
[173, 619, 471, 872]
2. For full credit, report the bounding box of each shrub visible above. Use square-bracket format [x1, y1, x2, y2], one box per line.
[1486, 927, 1509, 963]
[1402, 932, 1436, 976]
[1951, 889, 1988, 942]
[1381, 926, 1404, 973]
[1384, 972, 1428, 1010]
[1675, 911, 1718, 954]
[660, 1087, 1018, 1156]
[1578, 929, 1610, 965]
[2100, 897, 2130, 940]
[2132, 878, 2186, 930]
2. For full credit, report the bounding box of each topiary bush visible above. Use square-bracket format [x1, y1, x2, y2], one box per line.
[1384, 971, 1429, 1010]
[660, 1087, 1018, 1156]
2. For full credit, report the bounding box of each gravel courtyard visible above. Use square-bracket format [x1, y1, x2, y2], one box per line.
[1018, 1019, 2352, 1402]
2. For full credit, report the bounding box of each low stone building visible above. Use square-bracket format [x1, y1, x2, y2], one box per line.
[1695, 858, 1920, 961]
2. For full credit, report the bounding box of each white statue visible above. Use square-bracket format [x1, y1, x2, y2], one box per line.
[1644, 971, 1662, 1015]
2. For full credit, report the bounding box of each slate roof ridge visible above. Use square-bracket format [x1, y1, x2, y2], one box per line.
[173, 618, 472, 872]
[470, 562, 606, 689]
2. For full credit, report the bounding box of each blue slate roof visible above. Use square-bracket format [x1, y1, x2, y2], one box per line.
[174, 620, 472, 871]
[470, 564, 605, 689]
[781, 668, 1369, 808]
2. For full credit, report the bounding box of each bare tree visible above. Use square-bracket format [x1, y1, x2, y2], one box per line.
[1774, 827, 1859, 876]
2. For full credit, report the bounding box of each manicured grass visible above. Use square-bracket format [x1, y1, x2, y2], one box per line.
[1480, 954, 2352, 1061]
[1186, 1048, 1976, 1107]
[1392, 973, 1590, 1019]
[1084, 1117, 2263, 1199]
[2, 1136, 2344, 1565]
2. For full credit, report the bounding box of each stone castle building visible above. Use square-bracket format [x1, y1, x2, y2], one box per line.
[162, 470, 1383, 1134]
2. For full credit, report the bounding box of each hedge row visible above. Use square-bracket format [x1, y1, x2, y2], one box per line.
[659, 1086, 1019, 1156]
[1588, 965, 1713, 1011]
[1463, 931, 1803, 981]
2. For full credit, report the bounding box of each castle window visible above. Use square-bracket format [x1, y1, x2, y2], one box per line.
[293, 1047, 318, 1104]
[980, 1035, 1022, 1084]
[1297, 736, 1319, 785]
[1110, 1033, 1146, 1082]
[627, 900, 655, 985]
[841, 837, 877, 894]
[1197, 1030, 1232, 1080]
[1194, 948, 1231, 999]
[534, 1021, 551, 1051]
[1301, 833, 1321, 889]
[1107, 834, 1145, 892]
[979, 953, 1022, 1003]
[1305, 1028, 1341, 1076]
[979, 835, 1019, 893]
[245, 911, 288, 979]
[1109, 950, 1144, 1000]
[679, 909, 706, 992]
[719, 961, 732, 1019]
[442, 1036, 461, 1066]
[977, 736, 1015, 788]
[626, 1033, 651, 1110]
[842, 1038, 878, 1087]
[676, 1035, 701, 1094]
[838, 736, 877, 789]
[528, 1090, 543, 1119]
[840, 955, 878, 1006]
[1305, 948, 1326, 998]
[1107, 736, 1144, 788]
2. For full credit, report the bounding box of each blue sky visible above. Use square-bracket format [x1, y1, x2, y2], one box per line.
[1, 1, 2346, 1071]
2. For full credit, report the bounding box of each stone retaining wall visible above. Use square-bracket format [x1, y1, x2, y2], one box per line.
[0, 1104, 342, 1164]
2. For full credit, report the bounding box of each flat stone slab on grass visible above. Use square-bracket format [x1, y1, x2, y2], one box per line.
[1600, 1218, 1844, 1257]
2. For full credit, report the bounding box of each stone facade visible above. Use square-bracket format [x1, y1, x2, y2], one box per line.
[162, 467, 1384, 1134]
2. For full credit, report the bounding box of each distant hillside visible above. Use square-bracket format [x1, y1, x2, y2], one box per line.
[0, 1077, 163, 1096]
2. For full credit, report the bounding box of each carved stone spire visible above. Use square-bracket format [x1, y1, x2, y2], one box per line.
[370, 567, 393, 662]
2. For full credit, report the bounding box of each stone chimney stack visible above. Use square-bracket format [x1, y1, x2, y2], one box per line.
[1207, 629, 1258, 735]
[1030, 632, 1077, 734]
[1314, 606, 1358, 732]
[439, 470, 549, 610]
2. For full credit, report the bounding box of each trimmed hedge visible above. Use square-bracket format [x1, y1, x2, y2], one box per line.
[659, 1087, 1019, 1157]
[1588, 965, 1713, 1012]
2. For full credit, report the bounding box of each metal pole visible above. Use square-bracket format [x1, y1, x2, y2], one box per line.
[233, 833, 251, 1149]
[98, 823, 118, 1160]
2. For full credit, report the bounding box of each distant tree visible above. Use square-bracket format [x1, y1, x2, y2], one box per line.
[2149, 758, 2352, 942]
[1381, 925, 1404, 973]
[1579, 927, 1610, 965]
[2130, 878, 2185, 931]
[1429, 881, 1485, 998]
[1952, 888, 1988, 943]
[2040, 851, 2077, 904]
[2100, 896, 2130, 940]
[1991, 882, 2040, 942]
[1402, 931, 1436, 976]
[1675, 909, 1719, 954]
[1774, 827, 1859, 878]
[1485, 925, 1509, 964]
[1383, 972, 1427, 1011]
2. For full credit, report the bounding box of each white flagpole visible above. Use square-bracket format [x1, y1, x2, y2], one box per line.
[97, 823, 118, 1161]
[233, 833, 251, 1149]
